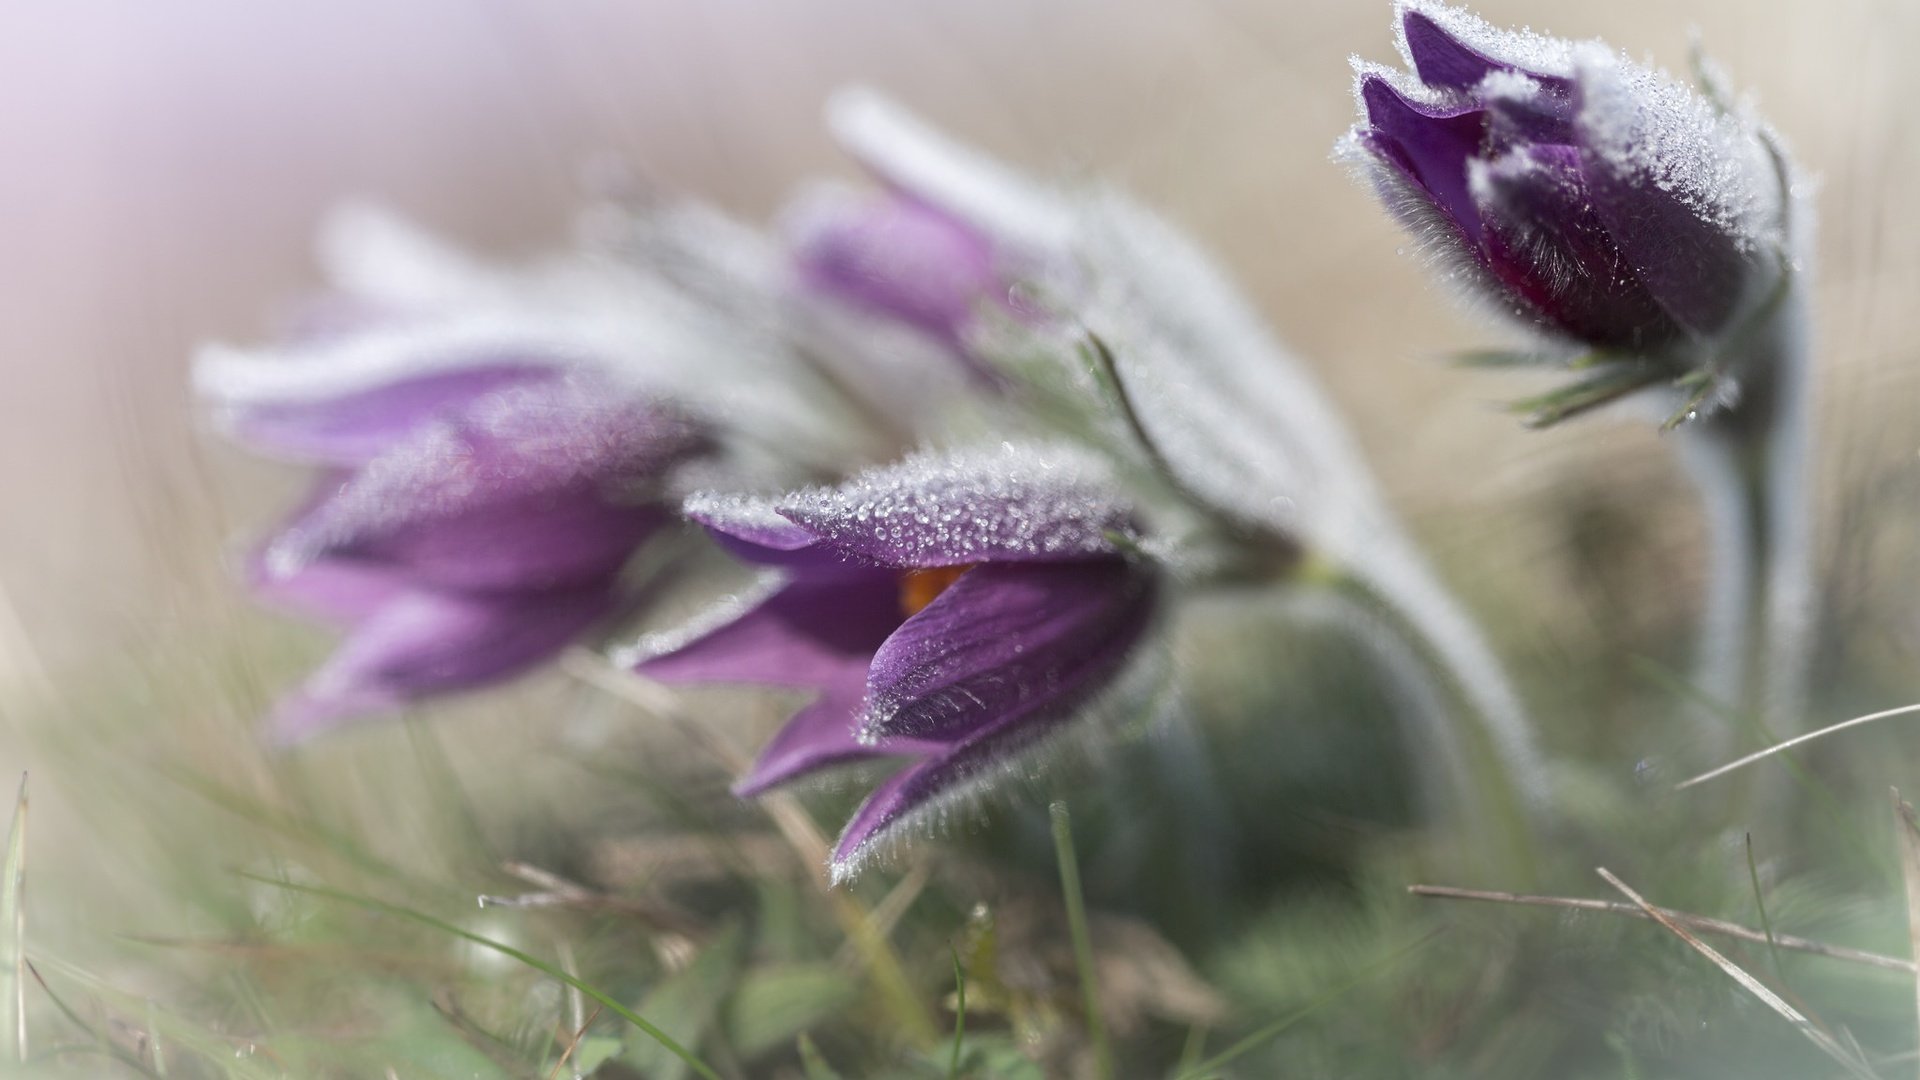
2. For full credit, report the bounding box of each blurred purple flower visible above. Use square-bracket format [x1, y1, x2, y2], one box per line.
[225, 364, 707, 742]
[631, 444, 1158, 881]
[1343, 2, 1789, 419]
[785, 188, 1002, 348]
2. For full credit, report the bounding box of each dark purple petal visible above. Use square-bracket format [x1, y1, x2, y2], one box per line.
[227, 364, 555, 466]
[1403, 8, 1506, 89]
[731, 664, 939, 797]
[268, 581, 617, 743]
[635, 576, 902, 690]
[778, 443, 1134, 569]
[860, 560, 1157, 742]
[1571, 80, 1755, 337]
[1402, 8, 1574, 94]
[1359, 76, 1489, 243]
[788, 191, 1000, 343]
[1473, 144, 1685, 349]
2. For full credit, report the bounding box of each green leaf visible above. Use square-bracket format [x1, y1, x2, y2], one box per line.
[623, 923, 747, 1080]
[722, 963, 858, 1061]
[1511, 364, 1666, 428]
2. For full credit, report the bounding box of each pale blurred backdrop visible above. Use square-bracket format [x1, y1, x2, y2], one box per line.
[2, 0, 1916, 948]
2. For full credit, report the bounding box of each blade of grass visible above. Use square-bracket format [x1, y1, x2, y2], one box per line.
[2, 773, 23, 1063]
[1745, 834, 1789, 991]
[1174, 931, 1439, 1080]
[1679, 702, 1920, 790]
[948, 946, 966, 1080]
[1409, 884, 1916, 974]
[1051, 802, 1111, 1080]
[237, 871, 722, 1080]
[22, 960, 161, 1079]
[1892, 791, 1920, 1080]
[1595, 867, 1879, 1080]
[567, 653, 938, 1048]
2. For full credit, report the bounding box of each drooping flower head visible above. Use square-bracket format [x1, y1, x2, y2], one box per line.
[1342, 1, 1796, 424]
[198, 246, 712, 742]
[628, 443, 1159, 881]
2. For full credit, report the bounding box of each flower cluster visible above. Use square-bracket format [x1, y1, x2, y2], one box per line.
[199, 1, 1803, 877]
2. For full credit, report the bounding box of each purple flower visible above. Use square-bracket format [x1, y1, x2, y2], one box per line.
[784, 187, 1003, 348]
[630, 444, 1159, 881]
[1343, 2, 1790, 419]
[217, 361, 707, 742]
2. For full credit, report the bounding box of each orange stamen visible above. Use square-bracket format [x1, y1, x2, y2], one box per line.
[898, 565, 973, 616]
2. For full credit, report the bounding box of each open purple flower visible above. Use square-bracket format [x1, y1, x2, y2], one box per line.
[629, 444, 1159, 881]
[215, 360, 707, 742]
[1343, 1, 1791, 423]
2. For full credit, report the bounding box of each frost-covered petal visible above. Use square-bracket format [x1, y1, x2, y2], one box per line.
[778, 443, 1134, 568]
[1356, 76, 1489, 242]
[1472, 144, 1684, 349]
[1570, 52, 1775, 336]
[266, 379, 703, 592]
[1397, 2, 1574, 89]
[268, 581, 617, 743]
[862, 560, 1156, 742]
[785, 186, 1001, 342]
[215, 363, 556, 466]
[682, 492, 869, 575]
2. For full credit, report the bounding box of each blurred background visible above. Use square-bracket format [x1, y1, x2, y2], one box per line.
[3, 0, 1919, 1075]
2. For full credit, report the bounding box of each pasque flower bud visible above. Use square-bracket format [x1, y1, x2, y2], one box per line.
[1343, 1, 1796, 424]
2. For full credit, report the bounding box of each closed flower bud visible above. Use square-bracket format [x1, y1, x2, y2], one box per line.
[1342, 1, 1797, 423]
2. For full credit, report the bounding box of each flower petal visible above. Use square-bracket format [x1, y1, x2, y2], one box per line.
[1357, 75, 1489, 242]
[633, 576, 902, 690]
[269, 583, 616, 743]
[1471, 143, 1684, 349]
[778, 443, 1134, 568]
[785, 186, 1000, 343]
[268, 379, 700, 592]
[861, 560, 1156, 742]
[731, 663, 938, 797]
[1571, 55, 1773, 336]
[221, 363, 555, 465]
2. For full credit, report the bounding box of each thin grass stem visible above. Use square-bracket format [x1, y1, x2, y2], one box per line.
[1050, 802, 1111, 1080]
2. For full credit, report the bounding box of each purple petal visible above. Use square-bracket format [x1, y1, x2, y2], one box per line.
[779, 443, 1134, 569]
[1571, 70, 1756, 337]
[1473, 144, 1684, 349]
[270, 379, 702, 592]
[862, 560, 1157, 742]
[634, 576, 903, 690]
[269, 582, 617, 743]
[1358, 76, 1489, 244]
[227, 364, 557, 466]
[788, 190, 1001, 343]
[684, 493, 871, 576]
[250, 555, 408, 627]
[731, 663, 938, 797]
[1403, 8, 1506, 89]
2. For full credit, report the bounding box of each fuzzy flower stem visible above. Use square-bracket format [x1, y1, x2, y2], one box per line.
[1331, 543, 1542, 882]
[1675, 269, 1815, 758]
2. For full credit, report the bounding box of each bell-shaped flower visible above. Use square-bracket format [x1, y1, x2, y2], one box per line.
[1342, 1, 1795, 424]
[208, 355, 707, 742]
[628, 443, 1159, 881]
